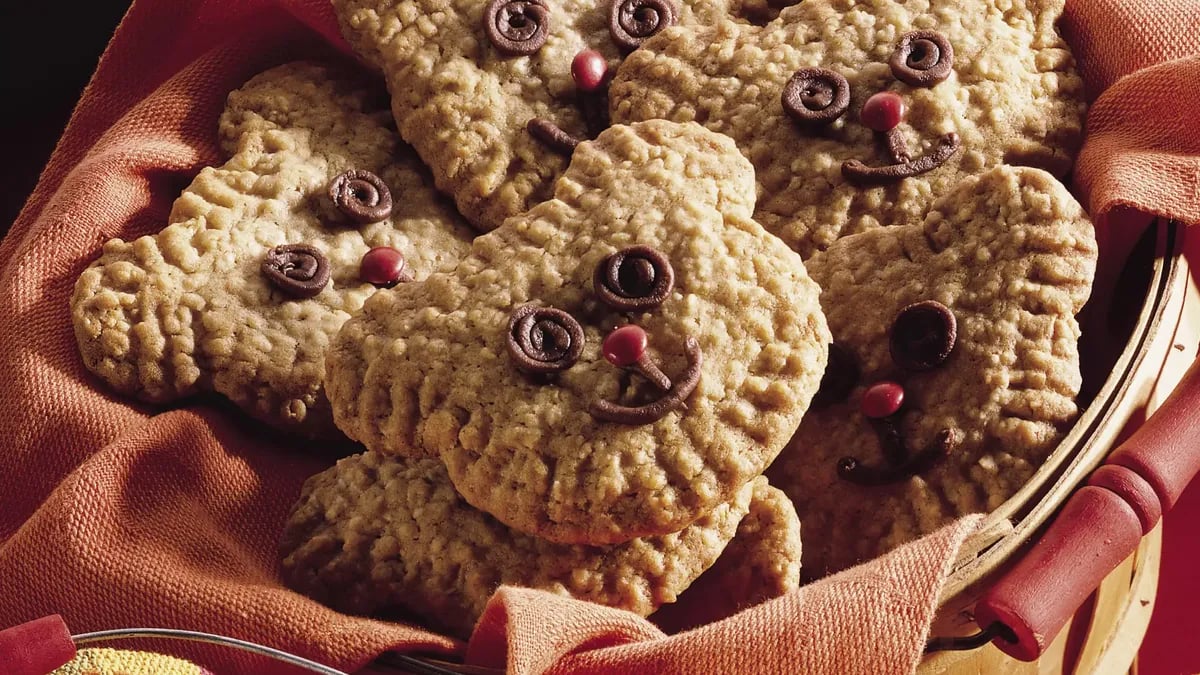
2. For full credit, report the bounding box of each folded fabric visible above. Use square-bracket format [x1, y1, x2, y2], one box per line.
[467, 516, 986, 675]
[1063, 0, 1200, 227]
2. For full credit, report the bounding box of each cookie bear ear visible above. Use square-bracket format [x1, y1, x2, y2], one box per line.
[71, 230, 203, 404]
[217, 61, 396, 163]
[956, 0, 1086, 177]
[333, 0, 478, 69]
[914, 165, 1097, 315]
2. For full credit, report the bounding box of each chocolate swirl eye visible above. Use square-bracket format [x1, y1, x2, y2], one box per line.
[593, 246, 675, 310]
[889, 30, 953, 87]
[484, 0, 550, 56]
[609, 0, 679, 52]
[262, 244, 330, 299]
[782, 68, 850, 124]
[328, 170, 393, 223]
[507, 305, 585, 374]
[812, 342, 860, 408]
[889, 300, 957, 371]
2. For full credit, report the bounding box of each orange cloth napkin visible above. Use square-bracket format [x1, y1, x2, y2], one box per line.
[0, 1, 1195, 674]
[466, 517, 984, 675]
[1062, 0, 1200, 228]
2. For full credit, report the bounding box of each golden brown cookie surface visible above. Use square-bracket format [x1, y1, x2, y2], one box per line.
[71, 62, 474, 438]
[331, 0, 784, 232]
[611, 0, 1086, 258]
[767, 166, 1097, 577]
[326, 120, 829, 544]
[280, 451, 759, 638]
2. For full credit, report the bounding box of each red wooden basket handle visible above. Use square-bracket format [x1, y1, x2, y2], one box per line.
[975, 353, 1200, 660]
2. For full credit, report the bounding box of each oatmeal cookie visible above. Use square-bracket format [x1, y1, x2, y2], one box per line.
[766, 166, 1097, 576]
[71, 62, 474, 438]
[326, 120, 829, 544]
[331, 0, 788, 232]
[611, 0, 1086, 258]
[280, 451, 760, 638]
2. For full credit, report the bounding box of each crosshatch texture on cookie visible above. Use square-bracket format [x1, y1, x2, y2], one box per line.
[70, 62, 474, 438]
[610, 0, 1086, 258]
[766, 165, 1097, 577]
[331, 0, 788, 233]
[280, 452, 759, 638]
[325, 120, 829, 545]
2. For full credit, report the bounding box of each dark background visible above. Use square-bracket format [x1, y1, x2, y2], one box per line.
[1, 2, 134, 237]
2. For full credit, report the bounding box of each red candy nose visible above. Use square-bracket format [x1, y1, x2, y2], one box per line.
[360, 246, 410, 287]
[860, 91, 906, 132]
[603, 325, 648, 367]
[861, 381, 905, 418]
[572, 49, 609, 93]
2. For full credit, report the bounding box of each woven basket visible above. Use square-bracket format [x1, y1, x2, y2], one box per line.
[919, 217, 1194, 672]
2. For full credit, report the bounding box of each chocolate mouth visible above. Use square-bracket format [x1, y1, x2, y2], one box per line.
[527, 118, 585, 155]
[837, 419, 960, 486]
[841, 132, 960, 185]
[590, 337, 703, 425]
[527, 87, 612, 156]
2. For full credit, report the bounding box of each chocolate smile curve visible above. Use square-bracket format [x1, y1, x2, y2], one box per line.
[528, 86, 612, 156]
[841, 132, 961, 185]
[838, 420, 960, 486]
[527, 118, 584, 155]
[590, 337, 703, 425]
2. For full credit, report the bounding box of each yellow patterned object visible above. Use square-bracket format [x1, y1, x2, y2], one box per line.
[52, 647, 209, 675]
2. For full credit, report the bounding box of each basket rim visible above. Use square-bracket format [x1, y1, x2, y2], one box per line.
[937, 218, 1189, 606]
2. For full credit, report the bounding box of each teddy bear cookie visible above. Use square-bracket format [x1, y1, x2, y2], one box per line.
[325, 120, 829, 544]
[766, 165, 1097, 577]
[331, 0, 789, 233]
[610, 0, 1086, 258]
[70, 62, 474, 439]
[280, 451, 773, 637]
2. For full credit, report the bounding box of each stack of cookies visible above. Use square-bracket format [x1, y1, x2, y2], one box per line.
[70, 0, 1099, 637]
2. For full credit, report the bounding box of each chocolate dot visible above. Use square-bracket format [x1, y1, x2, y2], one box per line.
[890, 300, 957, 371]
[328, 170, 393, 223]
[262, 244, 330, 298]
[485, 0, 550, 56]
[507, 305, 585, 374]
[594, 246, 674, 311]
[617, 257, 656, 296]
[889, 30, 953, 87]
[609, 0, 678, 51]
[782, 68, 850, 124]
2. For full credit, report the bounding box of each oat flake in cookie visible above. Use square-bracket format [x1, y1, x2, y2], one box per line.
[280, 451, 765, 637]
[330, 0, 794, 233]
[766, 166, 1097, 577]
[70, 62, 474, 439]
[610, 0, 1087, 258]
[325, 121, 829, 545]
